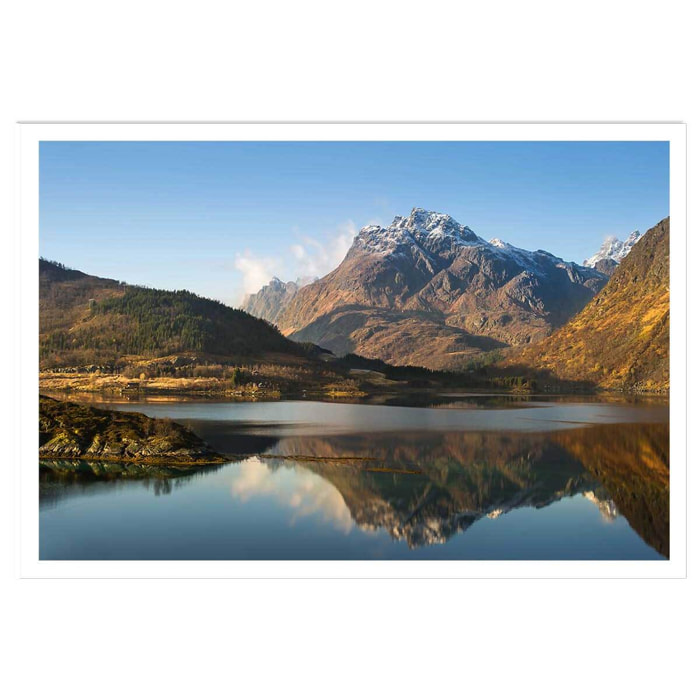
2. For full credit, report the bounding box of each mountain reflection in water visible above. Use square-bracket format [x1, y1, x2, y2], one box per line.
[246, 423, 668, 555]
[40, 421, 669, 559]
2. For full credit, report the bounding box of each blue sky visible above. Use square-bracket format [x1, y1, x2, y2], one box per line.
[40, 141, 669, 306]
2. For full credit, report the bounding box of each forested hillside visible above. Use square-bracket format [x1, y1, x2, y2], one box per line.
[40, 259, 299, 368]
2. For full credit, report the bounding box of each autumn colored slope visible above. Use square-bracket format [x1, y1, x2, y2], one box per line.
[505, 217, 669, 392]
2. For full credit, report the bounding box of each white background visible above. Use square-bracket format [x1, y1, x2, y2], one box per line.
[1, 2, 697, 699]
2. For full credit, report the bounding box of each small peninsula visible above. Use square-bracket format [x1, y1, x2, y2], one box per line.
[39, 395, 226, 467]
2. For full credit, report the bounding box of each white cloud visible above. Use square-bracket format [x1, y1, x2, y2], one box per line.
[231, 219, 372, 304]
[230, 457, 354, 533]
[289, 219, 357, 279]
[234, 251, 281, 296]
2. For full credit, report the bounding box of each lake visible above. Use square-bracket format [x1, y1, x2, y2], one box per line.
[39, 395, 670, 560]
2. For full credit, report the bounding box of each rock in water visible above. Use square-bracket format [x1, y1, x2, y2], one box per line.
[39, 395, 226, 465]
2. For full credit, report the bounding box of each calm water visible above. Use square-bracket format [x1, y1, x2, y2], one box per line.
[39, 396, 670, 560]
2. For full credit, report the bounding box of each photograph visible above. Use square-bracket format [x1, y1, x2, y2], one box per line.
[4, 5, 697, 699]
[32, 129, 675, 564]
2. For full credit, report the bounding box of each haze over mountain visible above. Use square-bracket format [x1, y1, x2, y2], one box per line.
[507, 217, 669, 391]
[241, 276, 315, 325]
[265, 208, 607, 369]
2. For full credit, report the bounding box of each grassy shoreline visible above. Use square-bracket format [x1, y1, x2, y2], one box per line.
[40, 372, 669, 403]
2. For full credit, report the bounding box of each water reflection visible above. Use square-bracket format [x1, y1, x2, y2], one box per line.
[39, 460, 226, 507]
[235, 423, 668, 555]
[39, 421, 669, 560]
[230, 458, 354, 533]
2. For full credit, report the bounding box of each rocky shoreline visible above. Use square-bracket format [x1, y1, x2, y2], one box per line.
[39, 395, 227, 466]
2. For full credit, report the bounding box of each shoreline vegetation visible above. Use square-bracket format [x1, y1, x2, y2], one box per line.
[39, 356, 669, 401]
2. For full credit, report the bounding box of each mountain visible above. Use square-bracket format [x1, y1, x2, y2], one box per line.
[39, 259, 302, 369]
[275, 208, 607, 369]
[241, 276, 315, 325]
[507, 217, 669, 391]
[583, 229, 643, 270]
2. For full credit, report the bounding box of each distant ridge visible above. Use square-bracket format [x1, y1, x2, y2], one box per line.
[241, 276, 316, 325]
[583, 229, 643, 270]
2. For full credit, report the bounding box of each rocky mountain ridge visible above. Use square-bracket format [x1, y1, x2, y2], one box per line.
[583, 229, 643, 270]
[272, 208, 607, 369]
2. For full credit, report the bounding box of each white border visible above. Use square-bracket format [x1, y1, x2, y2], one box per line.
[17, 123, 687, 578]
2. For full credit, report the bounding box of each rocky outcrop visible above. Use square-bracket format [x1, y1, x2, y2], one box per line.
[39, 395, 226, 466]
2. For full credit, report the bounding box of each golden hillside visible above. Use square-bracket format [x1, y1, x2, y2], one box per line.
[506, 218, 669, 392]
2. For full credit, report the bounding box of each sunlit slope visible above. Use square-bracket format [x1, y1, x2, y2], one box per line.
[507, 218, 669, 391]
[39, 259, 300, 368]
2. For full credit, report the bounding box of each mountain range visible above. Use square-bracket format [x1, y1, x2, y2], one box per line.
[246, 208, 608, 370]
[40, 210, 669, 393]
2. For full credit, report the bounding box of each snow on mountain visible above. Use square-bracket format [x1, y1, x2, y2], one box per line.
[351, 208, 593, 282]
[276, 208, 607, 369]
[352, 208, 480, 251]
[583, 230, 643, 268]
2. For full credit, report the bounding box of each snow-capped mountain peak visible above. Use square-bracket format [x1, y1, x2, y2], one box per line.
[352, 208, 484, 257]
[583, 230, 643, 268]
[350, 210, 598, 284]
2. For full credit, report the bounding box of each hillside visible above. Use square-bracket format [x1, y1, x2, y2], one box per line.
[273, 208, 607, 370]
[506, 218, 669, 391]
[39, 259, 489, 398]
[40, 259, 301, 369]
